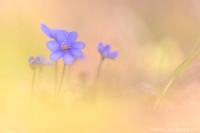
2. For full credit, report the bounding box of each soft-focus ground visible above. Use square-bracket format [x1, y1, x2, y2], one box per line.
[0, 0, 200, 132]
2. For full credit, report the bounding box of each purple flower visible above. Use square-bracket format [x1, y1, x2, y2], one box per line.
[41, 24, 69, 39]
[98, 42, 119, 59]
[46, 30, 85, 65]
[28, 56, 41, 70]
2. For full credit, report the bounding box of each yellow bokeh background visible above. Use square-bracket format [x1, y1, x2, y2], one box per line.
[0, 0, 200, 132]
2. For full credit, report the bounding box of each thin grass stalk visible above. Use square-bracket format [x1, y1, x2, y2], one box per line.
[155, 49, 200, 108]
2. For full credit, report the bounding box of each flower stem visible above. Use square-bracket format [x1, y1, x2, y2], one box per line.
[94, 57, 104, 84]
[31, 70, 36, 100]
[56, 63, 66, 100]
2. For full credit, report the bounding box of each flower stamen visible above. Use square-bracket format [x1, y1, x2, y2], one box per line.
[61, 42, 70, 52]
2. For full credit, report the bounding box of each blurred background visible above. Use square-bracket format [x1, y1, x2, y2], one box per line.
[0, 0, 200, 132]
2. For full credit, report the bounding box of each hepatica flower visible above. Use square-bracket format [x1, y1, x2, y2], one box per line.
[47, 30, 85, 65]
[41, 24, 69, 39]
[28, 56, 41, 70]
[98, 42, 119, 59]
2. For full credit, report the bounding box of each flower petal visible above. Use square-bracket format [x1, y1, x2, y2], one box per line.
[63, 53, 74, 65]
[46, 41, 61, 51]
[37, 55, 45, 63]
[107, 51, 119, 59]
[36, 57, 41, 64]
[50, 50, 64, 61]
[64, 30, 69, 36]
[75, 55, 86, 60]
[50, 29, 59, 38]
[98, 42, 104, 53]
[55, 30, 67, 44]
[37, 55, 55, 65]
[100, 45, 111, 57]
[52, 30, 69, 38]
[41, 24, 54, 38]
[28, 56, 35, 62]
[67, 31, 78, 44]
[103, 45, 111, 53]
[69, 48, 82, 57]
[71, 42, 85, 49]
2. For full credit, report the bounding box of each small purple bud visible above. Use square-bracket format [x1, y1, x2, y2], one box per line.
[98, 42, 119, 59]
[28, 56, 41, 70]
